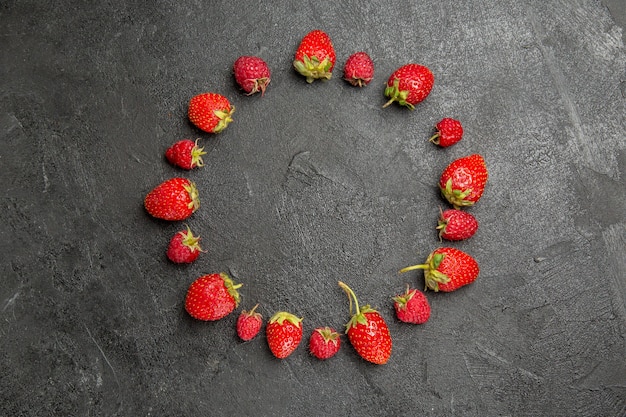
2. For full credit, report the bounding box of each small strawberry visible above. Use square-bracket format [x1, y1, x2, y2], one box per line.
[233, 56, 271, 96]
[184, 273, 242, 321]
[166, 225, 203, 263]
[430, 118, 463, 147]
[343, 51, 374, 87]
[439, 154, 488, 209]
[383, 63, 434, 110]
[393, 285, 431, 324]
[399, 247, 479, 292]
[338, 281, 392, 365]
[266, 311, 303, 359]
[236, 304, 263, 341]
[293, 29, 336, 83]
[188, 92, 234, 133]
[165, 139, 206, 170]
[309, 327, 341, 360]
[144, 177, 200, 221]
[437, 208, 478, 241]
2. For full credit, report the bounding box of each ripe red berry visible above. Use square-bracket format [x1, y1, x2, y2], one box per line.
[236, 304, 263, 341]
[343, 51, 374, 87]
[293, 29, 336, 83]
[144, 177, 200, 221]
[233, 56, 271, 96]
[430, 118, 463, 147]
[165, 139, 206, 170]
[309, 327, 341, 360]
[188, 92, 234, 133]
[184, 273, 242, 321]
[439, 154, 488, 209]
[166, 225, 203, 263]
[383, 63, 434, 109]
[437, 208, 478, 241]
[393, 286, 431, 324]
[400, 247, 479, 292]
[266, 311, 303, 359]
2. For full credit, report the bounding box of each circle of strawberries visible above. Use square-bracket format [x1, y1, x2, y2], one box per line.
[143, 29, 489, 364]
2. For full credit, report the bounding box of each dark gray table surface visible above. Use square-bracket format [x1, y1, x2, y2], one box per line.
[2, 1, 625, 416]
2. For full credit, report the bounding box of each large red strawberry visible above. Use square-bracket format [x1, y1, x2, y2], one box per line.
[165, 139, 206, 170]
[393, 286, 431, 324]
[233, 56, 271, 96]
[439, 154, 488, 209]
[338, 281, 392, 365]
[236, 304, 263, 341]
[309, 327, 341, 360]
[184, 273, 242, 321]
[343, 51, 374, 87]
[144, 177, 200, 221]
[293, 29, 336, 83]
[166, 225, 203, 263]
[430, 118, 463, 147]
[266, 311, 303, 359]
[188, 92, 234, 133]
[437, 208, 478, 241]
[383, 63, 434, 110]
[399, 247, 479, 292]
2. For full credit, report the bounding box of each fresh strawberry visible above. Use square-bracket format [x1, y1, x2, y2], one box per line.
[184, 273, 242, 321]
[293, 29, 336, 83]
[439, 154, 488, 209]
[166, 225, 203, 263]
[430, 118, 463, 147]
[309, 327, 341, 360]
[393, 285, 431, 324]
[236, 304, 263, 341]
[400, 247, 479, 292]
[266, 311, 303, 359]
[233, 56, 271, 96]
[165, 139, 206, 170]
[338, 281, 392, 365]
[343, 51, 374, 87]
[383, 63, 434, 109]
[437, 208, 478, 241]
[144, 177, 200, 221]
[188, 92, 234, 133]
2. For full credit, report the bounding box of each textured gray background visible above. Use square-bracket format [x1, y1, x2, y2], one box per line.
[1, 0, 625, 416]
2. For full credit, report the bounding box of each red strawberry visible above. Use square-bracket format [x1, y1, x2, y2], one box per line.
[383, 63, 434, 110]
[430, 118, 463, 147]
[293, 29, 336, 83]
[166, 225, 203, 263]
[338, 281, 392, 365]
[236, 304, 263, 341]
[393, 286, 431, 324]
[439, 154, 488, 209]
[188, 92, 234, 133]
[266, 311, 303, 359]
[400, 247, 479, 292]
[309, 327, 341, 360]
[343, 51, 374, 87]
[165, 139, 206, 170]
[233, 56, 271, 96]
[184, 273, 242, 321]
[144, 177, 200, 221]
[437, 208, 478, 241]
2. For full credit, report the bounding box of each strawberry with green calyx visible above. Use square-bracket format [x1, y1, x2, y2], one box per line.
[266, 311, 303, 359]
[430, 118, 463, 147]
[237, 304, 263, 341]
[165, 139, 206, 170]
[188, 92, 234, 133]
[383, 63, 434, 110]
[338, 281, 392, 365]
[399, 247, 479, 292]
[293, 29, 336, 83]
[439, 154, 488, 209]
[185, 273, 242, 321]
[144, 177, 200, 221]
[309, 327, 341, 360]
[437, 208, 478, 241]
[233, 56, 271, 96]
[393, 285, 431, 324]
[344, 51, 374, 87]
[166, 225, 203, 263]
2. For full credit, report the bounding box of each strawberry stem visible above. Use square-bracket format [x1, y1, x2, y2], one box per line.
[338, 281, 360, 316]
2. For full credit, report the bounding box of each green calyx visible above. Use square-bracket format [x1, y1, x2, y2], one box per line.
[180, 225, 202, 252]
[315, 327, 340, 344]
[293, 55, 333, 83]
[398, 252, 450, 292]
[440, 178, 474, 209]
[220, 272, 242, 307]
[183, 181, 200, 213]
[392, 285, 417, 308]
[338, 281, 378, 331]
[212, 106, 235, 133]
[191, 139, 207, 167]
[383, 78, 414, 110]
[268, 311, 303, 327]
